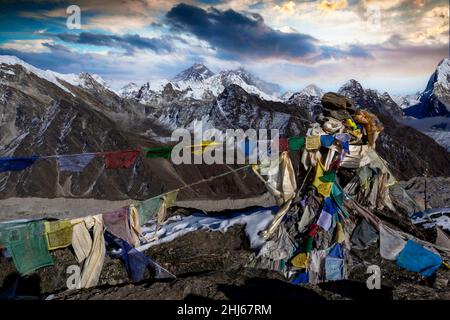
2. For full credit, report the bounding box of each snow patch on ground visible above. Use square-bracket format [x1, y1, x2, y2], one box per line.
[137, 207, 278, 252]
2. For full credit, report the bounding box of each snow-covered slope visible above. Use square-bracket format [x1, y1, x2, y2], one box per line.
[0, 55, 112, 95]
[299, 84, 324, 98]
[393, 93, 420, 109]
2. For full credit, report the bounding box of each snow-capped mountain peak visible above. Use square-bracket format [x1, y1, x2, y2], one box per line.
[172, 63, 214, 82]
[404, 58, 450, 118]
[339, 79, 365, 96]
[118, 82, 140, 99]
[300, 84, 324, 98]
[436, 58, 450, 88]
[122, 63, 282, 102]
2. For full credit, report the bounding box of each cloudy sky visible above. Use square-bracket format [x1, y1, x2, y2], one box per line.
[0, 0, 448, 94]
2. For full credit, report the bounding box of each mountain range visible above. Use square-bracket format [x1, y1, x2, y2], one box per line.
[0, 55, 449, 200]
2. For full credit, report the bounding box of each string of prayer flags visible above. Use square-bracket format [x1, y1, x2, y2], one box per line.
[57, 154, 95, 172]
[0, 156, 38, 173]
[104, 149, 140, 169]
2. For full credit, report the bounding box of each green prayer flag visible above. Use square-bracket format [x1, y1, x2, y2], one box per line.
[288, 136, 305, 151]
[298, 236, 314, 253]
[1, 220, 54, 275]
[143, 146, 173, 159]
[136, 197, 162, 224]
[320, 171, 337, 183]
[331, 183, 349, 218]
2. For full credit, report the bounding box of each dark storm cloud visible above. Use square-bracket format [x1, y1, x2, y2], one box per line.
[55, 32, 173, 53]
[165, 3, 372, 62]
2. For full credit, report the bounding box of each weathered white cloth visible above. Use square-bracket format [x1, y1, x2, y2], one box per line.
[258, 226, 294, 261]
[436, 228, 450, 250]
[379, 224, 407, 261]
[261, 200, 292, 240]
[308, 249, 327, 284]
[340, 145, 371, 169]
[71, 215, 105, 289]
[297, 205, 317, 233]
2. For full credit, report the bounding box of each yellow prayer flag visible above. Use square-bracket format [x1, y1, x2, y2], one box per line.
[305, 135, 321, 150]
[312, 160, 333, 197]
[164, 189, 179, 208]
[335, 222, 345, 243]
[45, 220, 73, 250]
[291, 252, 309, 269]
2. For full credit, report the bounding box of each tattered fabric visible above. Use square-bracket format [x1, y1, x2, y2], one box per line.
[350, 219, 379, 250]
[103, 207, 136, 245]
[278, 138, 289, 152]
[291, 272, 309, 285]
[325, 257, 344, 281]
[291, 252, 309, 269]
[71, 215, 105, 288]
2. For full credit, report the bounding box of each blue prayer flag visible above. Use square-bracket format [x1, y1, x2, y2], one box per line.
[0, 156, 38, 173]
[57, 154, 95, 172]
[396, 240, 442, 277]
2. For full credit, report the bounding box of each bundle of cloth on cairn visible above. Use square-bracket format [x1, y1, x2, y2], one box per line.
[249, 92, 450, 285]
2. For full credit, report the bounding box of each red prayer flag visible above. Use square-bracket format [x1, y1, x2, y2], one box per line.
[308, 223, 319, 237]
[279, 138, 289, 152]
[103, 149, 140, 169]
